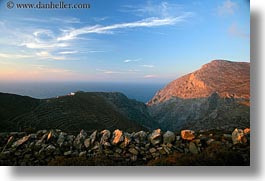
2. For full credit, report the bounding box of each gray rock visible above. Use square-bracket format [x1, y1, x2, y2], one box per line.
[176, 135, 181, 141]
[206, 138, 215, 145]
[73, 129, 87, 149]
[84, 138, 91, 148]
[149, 129, 162, 146]
[163, 131, 175, 144]
[223, 134, 232, 140]
[89, 130, 97, 145]
[57, 132, 66, 147]
[64, 150, 72, 156]
[79, 151, 87, 157]
[12, 135, 31, 148]
[100, 130, 111, 145]
[189, 142, 198, 154]
[84, 130, 98, 148]
[134, 131, 147, 144]
[46, 145, 56, 153]
[122, 132, 132, 148]
[36, 130, 48, 137]
[149, 148, 156, 153]
[131, 155, 137, 162]
[128, 148, 139, 155]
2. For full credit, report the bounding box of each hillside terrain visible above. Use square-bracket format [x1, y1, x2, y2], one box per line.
[0, 92, 154, 133]
[147, 60, 250, 131]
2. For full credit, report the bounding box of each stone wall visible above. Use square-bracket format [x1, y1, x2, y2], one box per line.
[0, 128, 250, 166]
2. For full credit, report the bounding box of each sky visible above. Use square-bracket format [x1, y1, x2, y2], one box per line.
[0, 0, 250, 83]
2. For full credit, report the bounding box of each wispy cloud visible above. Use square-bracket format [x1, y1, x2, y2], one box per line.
[0, 53, 33, 59]
[144, 74, 157, 78]
[57, 16, 190, 41]
[96, 68, 122, 74]
[93, 17, 109, 22]
[121, 1, 185, 18]
[228, 23, 249, 38]
[59, 51, 78, 55]
[123, 58, 141, 63]
[96, 68, 141, 74]
[217, 0, 238, 16]
[19, 17, 81, 24]
[141, 64, 155, 68]
[88, 50, 106, 53]
[31, 64, 73, 73]
[36, 51, 66, 60]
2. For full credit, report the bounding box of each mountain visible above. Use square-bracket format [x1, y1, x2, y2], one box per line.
[0, 92, 154, 133]
[147, 60, 250, 131]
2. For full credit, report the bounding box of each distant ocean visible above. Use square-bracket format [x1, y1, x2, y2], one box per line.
[0, 82, 166, 103]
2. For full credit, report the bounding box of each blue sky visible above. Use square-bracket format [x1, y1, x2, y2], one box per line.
[0, 0, 250, 83]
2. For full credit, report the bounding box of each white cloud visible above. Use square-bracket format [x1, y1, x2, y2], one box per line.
[36, 51, 66, 60]
[218, 0, 238, 16]
[141, 64, 155, 68]
[144, 74, 157, 78]
[21, 42, 69, 49]
[57, 16, 189, 41]
[123, 58, 141, 63]
[59, 51, 78, 55]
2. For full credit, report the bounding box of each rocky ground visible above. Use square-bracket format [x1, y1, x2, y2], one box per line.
[0, 128, 250, 166]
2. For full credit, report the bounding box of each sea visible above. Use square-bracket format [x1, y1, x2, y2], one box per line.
[0, 82, 166, 103]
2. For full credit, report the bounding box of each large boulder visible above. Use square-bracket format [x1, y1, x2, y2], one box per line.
[232, 128, 245, 144]
[244, 128, 250, 135]
[189, 142, 198, 154]
[73, 129, 87, 149]
[12, 135, 31, 148]
[134, 131, 147, 144]
[181, 130, 195, 141]
[84, 130, 98, 148]
[163, 131, 175, 144]
[57, 132, 67, 147]
[111, 129, 124, 145]
[149, 129, 162, 146]
[120, 132, 131, 148]
[100, 130, 111, 146]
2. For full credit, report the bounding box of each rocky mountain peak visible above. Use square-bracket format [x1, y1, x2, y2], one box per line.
[147, 60, 250, 105]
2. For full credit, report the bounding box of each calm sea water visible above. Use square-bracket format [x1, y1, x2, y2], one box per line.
[0, 82, 166, 103]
